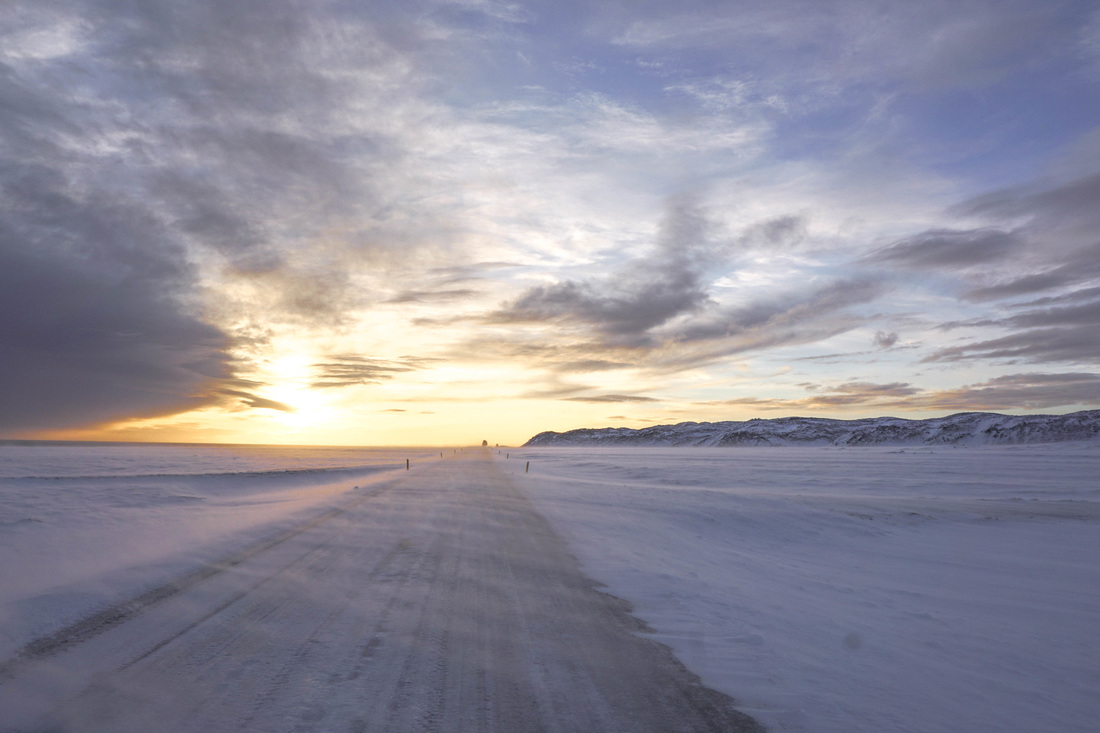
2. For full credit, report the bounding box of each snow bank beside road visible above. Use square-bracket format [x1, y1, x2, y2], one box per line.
[517, 445, 1100, 733]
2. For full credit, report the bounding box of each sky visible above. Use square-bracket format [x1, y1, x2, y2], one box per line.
[2, 0, 1099, 446]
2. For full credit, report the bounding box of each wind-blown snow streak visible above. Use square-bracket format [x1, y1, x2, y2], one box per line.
[525, 410, 1100, 446]
[0, 444, 433, 658]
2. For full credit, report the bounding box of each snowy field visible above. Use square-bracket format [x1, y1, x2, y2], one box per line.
[515, 444, 1100, 733]
[0, 442, 437, 660]
[2, 441, 1098, 733]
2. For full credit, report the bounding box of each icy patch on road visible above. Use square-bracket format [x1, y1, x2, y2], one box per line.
[515, 444, 1100, 733]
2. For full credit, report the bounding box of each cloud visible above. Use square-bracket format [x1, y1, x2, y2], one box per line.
[477, 190, 883, 379]
[873, 330, 899, 349]
[481, 192, 881, 378]
[906, 372, 1100, 411]
[736, 214, 809, 249]
[386, 289, 480, 304]
[914, 372, 1100, 410]
[442, 336, 640, 376]
[490, 193, 714, 345]
[963, 241, 1100, 301]
[495, 277, 707, 343]
[929, 282, 1100, 365]
[4, 0, 1097, 438]
[1081, 7, 1100, 76]
[0, 165, 233, 433]
[310, 356, 438, 389]
[925, 325, 1100, 364]
[217, 389, 293, 412]
[940, 173, 1100, 302]
[563, 394, 659, 403]
[716, 380, 920, 410]
[670, 278, 882, 345]
[610, 0, 1088, 93]
[828, 381, 921, 398]
[1013, 285, 1100, 309]
[959, 171, 1100, 228]
[711, 373, 1100, 413]
[876, 171, 1100, 372]
[867, 228, 1025, 269]
[0, 0, 427, 433]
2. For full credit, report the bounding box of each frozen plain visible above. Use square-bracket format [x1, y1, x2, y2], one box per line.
[0, 444, 757, 731]
[0, 441, 1097, 731]
[518, 444, 1100, 733]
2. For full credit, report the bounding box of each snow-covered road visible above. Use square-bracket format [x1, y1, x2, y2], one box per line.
[0, 450, 761, 732]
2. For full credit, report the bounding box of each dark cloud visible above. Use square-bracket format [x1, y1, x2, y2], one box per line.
[492, 194, 713, 345]
[443, 337, 639, 376]
[549, 359, 633, 372]
[1007, 299, 1100, 329]
[708, 373, 1100, 412]
[472, 274, 882, 379]
[386, 289, 480, 304]
[424, 262, 523, 284]
[907, 373, 1100, 411]
[310, 355, 438, 389]
[873, 330, 899, 349]
[490, 195, 878, 370]
[925, 325, 1100, 364]
[1012, 285, 1100, 309]
[496, 277, 708, 343]
[0, 163, 233, 434]
[671, 278, 882, 345]
[520, 384, 597, 400]
[867, 228, 1025, 270]
[890, 172, 1100, 369]
[959, 172, 1100, 229]
[563, 394, 659, 403]
[929, 287, 1100, 365]
[827, 381, 920, 397]
[942, 173, 1100, 302]
[735, 214, 808, 250]
[963, 241, 1100, 301]
[217, 389, 293, 412]
[714, 380, 920, 410]
[0, 0, 424, 433]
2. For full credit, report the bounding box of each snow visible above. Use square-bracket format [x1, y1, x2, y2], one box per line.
[0, 443, 435, 659]
[525, 409, 1100, 447]
[2, 441, 1098, 732]
[514, 444, 1100, 733]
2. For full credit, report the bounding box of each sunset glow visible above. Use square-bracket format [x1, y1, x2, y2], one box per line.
[3, 1, 1099, 445]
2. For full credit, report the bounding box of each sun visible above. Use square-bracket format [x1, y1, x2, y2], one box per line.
[260, 354, 336, 429]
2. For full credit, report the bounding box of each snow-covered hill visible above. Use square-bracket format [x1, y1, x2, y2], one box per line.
[524, 410, 1100, 447]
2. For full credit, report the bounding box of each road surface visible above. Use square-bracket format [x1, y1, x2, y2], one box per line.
[0, 450, 762, 732]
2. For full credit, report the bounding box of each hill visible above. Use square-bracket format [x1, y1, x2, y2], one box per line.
[524, 410, 1100, 447]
